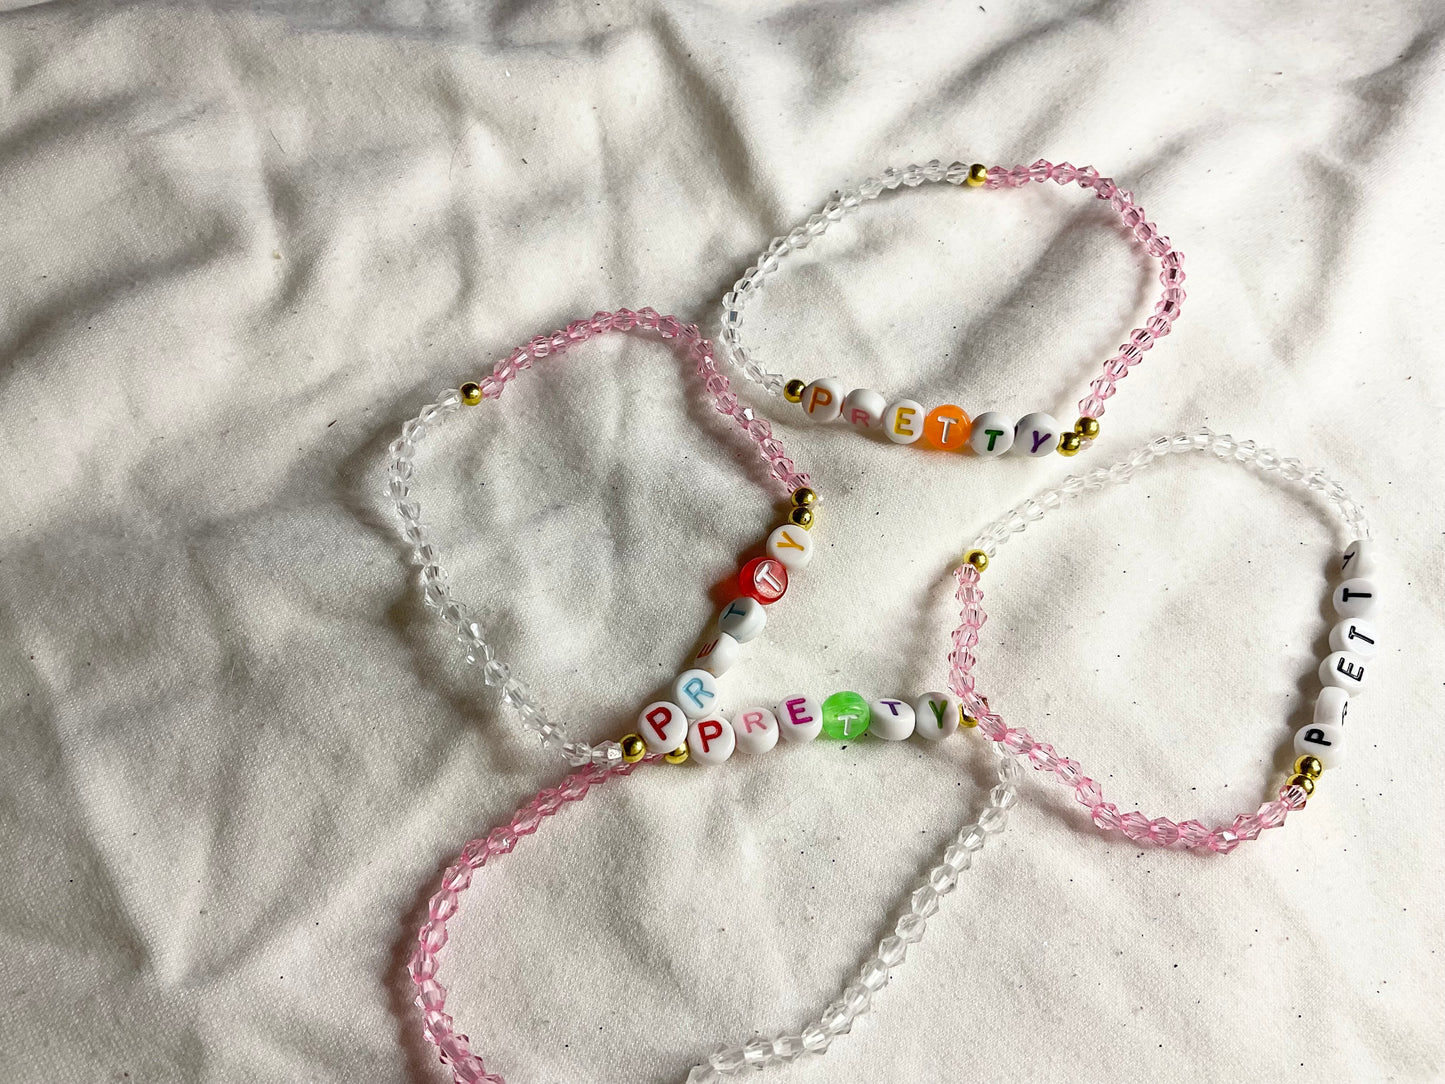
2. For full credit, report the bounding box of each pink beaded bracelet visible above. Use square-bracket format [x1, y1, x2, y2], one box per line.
[719, 159, 1184, 457]
[386, 310, 823, 772]
[947, 428, 1376, 853]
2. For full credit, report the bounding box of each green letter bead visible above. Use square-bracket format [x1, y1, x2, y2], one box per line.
[821, 691, 871, 740]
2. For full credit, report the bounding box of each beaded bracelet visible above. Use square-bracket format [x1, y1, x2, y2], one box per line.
[719, 159, 1185, 457]
[386, 310, 821, 772]
[945, 428, 1375, 853]
[407, 743, 1022, 1084]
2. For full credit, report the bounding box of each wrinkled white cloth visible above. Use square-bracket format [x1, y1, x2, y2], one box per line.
[1, 2, 1441, 1082]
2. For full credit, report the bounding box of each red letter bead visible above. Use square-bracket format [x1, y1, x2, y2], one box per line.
[739, 556, 789, 604]
[637, 700, 688, 754]
[732, 707, 780, 754]
[687, 715, 736, 765]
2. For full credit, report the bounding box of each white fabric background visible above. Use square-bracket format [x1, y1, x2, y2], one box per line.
[1, 2, 1442, 1081]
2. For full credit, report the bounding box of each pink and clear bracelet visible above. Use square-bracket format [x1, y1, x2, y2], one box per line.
[385, 310, 822, 772]
[947, 428, 1376, 853]
[720, 159, 1184, 457]
[408, 742, 1022, 1084]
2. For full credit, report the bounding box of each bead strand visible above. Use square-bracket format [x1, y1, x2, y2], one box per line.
[949, 429, 1373, 853]
[389, 311, 816, 771]
[685, 740, 1020, 1081]
[719, 159, 1184, 455]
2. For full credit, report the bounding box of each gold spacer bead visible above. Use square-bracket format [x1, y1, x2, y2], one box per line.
[783, 378, 807, 404]
[1285, 773, 1316, 798]
[791, 486, 818, 508]
[788, 506, 815, 530]
[1057, 431, 1083, 456]
[1293, 755, 1324, 781]
[961, 715, 979, 729]
[619, 733, 646, 764]
[663, 744, 690, 765]
[460, 381, 483, 406]
[965, 549, 989, 573]
[966, 163, 989, 187]
[1074, 416, 1100, 441]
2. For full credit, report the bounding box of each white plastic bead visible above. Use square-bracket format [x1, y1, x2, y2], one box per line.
[637, 701, 688, 754]
[766, 524, 814, 570]
[687, 715, 736, 765]
[1340, 538, 1377, 578]
[673, 668, 722, 718]
[841, 388, 887, 429]
[692, 632, 741, 676]
[801, 378, 845, 422]
[883, 400, 925, 445]
[1313, 685, 1350, 728]
[1331, 577, 1377, 618]
[867, 697, 915, 741]
[1294, 722, 1345, 769]
[1328, 617, 1378, 658]
[968, 411, 1014, 456]
[1012, 412, 1061, 457]
[913, 693, 959, 740]
[1318, 650, 1368, 692]
[732, 707, 780, 754]
[776, 694, 823, 742]
[717, 597, 766, 643]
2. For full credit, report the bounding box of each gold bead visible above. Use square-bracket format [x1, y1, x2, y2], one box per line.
[620, 733, 646, 764]
[961, 715, 979, 729]
[965, 549, 989, 573]
[663, 744, 690, 765]
[1285, 773, 1316, 798]
[1074, 416, 1100, 441]
[966, 163, 989, 187]
[1293, 755, 1324, 781]
[783, 379, 807, 404]
[460, 381, 483, 406]
[788, 506, 815, 530]
[791, 486, 818, 508]
[1058, 431, 1083, 456]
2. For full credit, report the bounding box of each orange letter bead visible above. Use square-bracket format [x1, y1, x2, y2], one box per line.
[922, 405, 971, 451]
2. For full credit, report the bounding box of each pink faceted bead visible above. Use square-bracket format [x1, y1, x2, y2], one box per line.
[1110, 188, 1133, 212]
[1231, 813, 1263, 841]
[1145, 315, 1172, 337]
[1258, 801, 1288, 829]
[1089, 375, 1117, 399]
[416, 977, 446, 1012]
[589, 310, 613, 333]
[713, 392, 738, 416]
[1091, 803, 1122, 831]
[783, 470, 812, 491]
[613, 308, 636, 330]
[442, 864, 473, 892]
[1161, 266, 1186, 287]
[508, 346, 531, 373]
[513, 808, 543, 836]
[1050, 161, 1077, 184]
[1103, 359, 1129, 381]
[1079, 395, 1106, 418]
[1148, 818, 1181, 846]
[758, 437, 785, 460]
[1130, 328, 1155, 350]
[1093, 177, 1117, 200]
[1177, 820, 1210, 848]
[1206, 829, 1240, 854]
[1118, 342, 1145, 366]
[486, 826, 516, 854]
[566, 320, 591, 342]
[657, 315, 681, 339]
[635, 306, 660, 330]
[1120, 811, 1152, 841]
[1007, 165, 1031, 186]
[548, 330, 568, 351]
[428, 889, 460, 922]
[1162, 249, 1184, 269]
[1027, 742, 1058, 771]
[1028, 158, 1052, 183]
[527, 334, 551, 359]
[1280, 784, 1309, 811]
[1074, 777, 1103, 807]
[1002, 729, 1034, 756]
[419, 919, 447, 953]
[1075, 164, 1100, 187]
[768, 458, 795, 483]
[1155, 298, 1182, 321]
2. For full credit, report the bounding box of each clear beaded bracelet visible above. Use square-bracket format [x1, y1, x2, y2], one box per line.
[385, 309, 819, 772]
[946, 427, 1375, 852]
[719, 159, 1185, 457]
[407, 741, 1021, 1084]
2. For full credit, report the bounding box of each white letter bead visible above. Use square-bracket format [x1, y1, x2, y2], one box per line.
[883, 399, 925, 445]
[1328, 617, 1379, 658]
[842, 388, 887, 429]
[765, 524, 815, 570]
[1319, 650, 1368, 692]
[776, 695, 823, 742]
[717, 597, 766, 643]
[1331, 577, 1377, 618]
[1294, 723, 1345, 769]
[732, 707, 780, 754]
[802, 378, 845, 422]
[868, 697, 916, 741]
[913, 693, 959, 740]
[687, 715, 736, 765]
[1012, 412, 1061, 457]
[637, 701, 688, 754]
[1313, 686, 1350, 729]
[672, 668, 722, 718]
[1340, 539, 1377, 578]
[968, 412, 1014, 456]
[692, 632, 741, 676]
